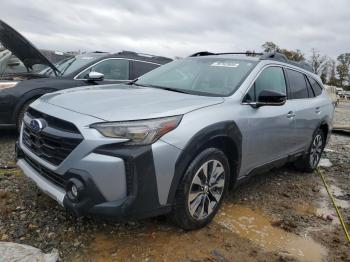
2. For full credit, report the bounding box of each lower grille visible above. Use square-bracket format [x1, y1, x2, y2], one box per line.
[25, 155, 66, 188]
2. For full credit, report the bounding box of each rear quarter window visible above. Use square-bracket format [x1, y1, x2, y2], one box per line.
[306, 76, 323, 96]
[285, 69, 309, 99]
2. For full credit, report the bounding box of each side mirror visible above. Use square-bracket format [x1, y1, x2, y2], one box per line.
[87, 71, 104, 81]
[256, 89, 286, 107]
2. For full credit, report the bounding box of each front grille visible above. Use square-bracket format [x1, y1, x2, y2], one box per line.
[25, 155, 66, 188]
[27, 107, 80, 133]
[22, 108, 83, 166]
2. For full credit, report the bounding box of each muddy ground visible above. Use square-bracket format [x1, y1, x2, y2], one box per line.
[0, 102, 349, 262]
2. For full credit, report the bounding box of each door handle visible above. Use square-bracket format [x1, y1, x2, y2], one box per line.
[315, 107, 321, 114]
[287, 111, 295, 119]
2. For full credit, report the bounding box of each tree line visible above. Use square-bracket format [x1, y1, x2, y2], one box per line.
[261, 42, 350, 90]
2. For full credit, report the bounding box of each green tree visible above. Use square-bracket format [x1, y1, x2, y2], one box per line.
[337, 53, 350, 67]
[281, 48, 305, 62]
[261, 42, 305, 61]
[262, 42, 280, 53]
[336, 63, 348, 87]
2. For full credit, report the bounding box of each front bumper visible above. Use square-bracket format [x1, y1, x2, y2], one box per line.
[16, 102, 180, 220]
[16, 139, 176, 220]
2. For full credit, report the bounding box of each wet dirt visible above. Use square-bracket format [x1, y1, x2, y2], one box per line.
[215, 204, 327, 262]
[73, 219, 284, 262]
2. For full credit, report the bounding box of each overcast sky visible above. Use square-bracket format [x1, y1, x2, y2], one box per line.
[0, 0, 349, 59]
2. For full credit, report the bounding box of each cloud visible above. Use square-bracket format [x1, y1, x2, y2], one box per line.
[0, 0, 349, 58]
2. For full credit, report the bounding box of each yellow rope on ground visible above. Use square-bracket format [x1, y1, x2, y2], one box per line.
[315, 168, 350, 243]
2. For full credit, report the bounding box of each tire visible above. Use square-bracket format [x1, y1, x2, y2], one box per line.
[171, 148, 230, 230]
[16, 99, 36, 133]
[294, 129, 325, 172]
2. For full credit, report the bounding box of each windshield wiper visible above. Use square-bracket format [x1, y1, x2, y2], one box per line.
[127, 81, 191, 94]
[126, 78, 138, 85]
[147, 85, 191, 94]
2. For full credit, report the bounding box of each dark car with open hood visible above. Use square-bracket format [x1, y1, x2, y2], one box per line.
[0, 20, 172, 131]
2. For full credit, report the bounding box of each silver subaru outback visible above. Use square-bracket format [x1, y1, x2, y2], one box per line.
[16, 52, 334, 229]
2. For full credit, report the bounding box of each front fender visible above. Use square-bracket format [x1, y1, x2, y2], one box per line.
[166, 121, 242, 205]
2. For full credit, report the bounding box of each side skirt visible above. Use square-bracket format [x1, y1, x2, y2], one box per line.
[235, 151, 305, 188]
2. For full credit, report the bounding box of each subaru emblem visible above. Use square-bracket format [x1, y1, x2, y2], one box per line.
[30, 119, 44, 133]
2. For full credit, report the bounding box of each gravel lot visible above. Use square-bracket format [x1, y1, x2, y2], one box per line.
[0, 101, 349, 261]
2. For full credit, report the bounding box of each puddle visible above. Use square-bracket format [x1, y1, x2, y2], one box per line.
[215, 204, 327, 262]
[296, 183, 349, 225]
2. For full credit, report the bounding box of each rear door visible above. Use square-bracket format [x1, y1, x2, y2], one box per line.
[285, 69, 319, 151]
[240, 66, 296, 175]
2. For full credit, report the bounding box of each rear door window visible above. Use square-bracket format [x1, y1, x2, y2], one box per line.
[306, 76, 323, 96]
[132, 61, 158, 79]
[285, 69, 309, 99]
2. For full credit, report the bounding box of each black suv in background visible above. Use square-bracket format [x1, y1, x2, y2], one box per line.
[0, 20, 172, 131]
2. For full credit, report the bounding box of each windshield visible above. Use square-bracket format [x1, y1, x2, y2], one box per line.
[136, 58, 257, 96]
[41, 55, 98, 76]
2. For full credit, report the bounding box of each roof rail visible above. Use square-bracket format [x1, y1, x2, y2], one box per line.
[189, 51, 313, 73]
[117, 50, 172, 62]
[189, 51, 263, 57]
[260, 52, 313, 72]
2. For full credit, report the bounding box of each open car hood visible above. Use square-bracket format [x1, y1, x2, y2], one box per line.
[0, 20, 59, 74]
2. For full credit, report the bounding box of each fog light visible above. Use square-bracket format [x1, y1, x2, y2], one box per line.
[66, 178, 84, 202]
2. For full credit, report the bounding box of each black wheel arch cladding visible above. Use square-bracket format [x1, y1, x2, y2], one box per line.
[166, 121, 242, 205]
[92, 144, 164, 219]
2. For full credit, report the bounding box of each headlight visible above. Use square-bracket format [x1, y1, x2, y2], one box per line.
[90, 115, 182, 145]
[0, 81, 18, 90]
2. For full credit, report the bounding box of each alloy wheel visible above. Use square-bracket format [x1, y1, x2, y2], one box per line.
[310, 134, 323, 168]
[187, 160, 226, 220]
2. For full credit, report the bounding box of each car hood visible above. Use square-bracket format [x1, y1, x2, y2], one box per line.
[41, 84, 224, 121]
[0, 20, 59, 74]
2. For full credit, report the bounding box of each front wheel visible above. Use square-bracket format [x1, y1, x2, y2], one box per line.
[171, 148, 230, 230]
[295, 129, 325, 172]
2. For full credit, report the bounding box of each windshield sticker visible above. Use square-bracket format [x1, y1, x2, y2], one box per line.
[81, 57, 94, 60]
[211, 61, 239, 68]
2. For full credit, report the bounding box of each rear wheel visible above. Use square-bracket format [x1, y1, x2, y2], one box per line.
[16, 99, 36, 133]
[295, 129, 325, 172]
[171, 148, 230, 230]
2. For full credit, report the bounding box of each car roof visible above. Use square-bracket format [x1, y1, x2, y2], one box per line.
[189, 51, 314, 74]
[79, 51, 173, 65]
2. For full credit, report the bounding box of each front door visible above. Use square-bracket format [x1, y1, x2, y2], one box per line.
[75, 59, 131, 85]
[239, 66, 296, 177]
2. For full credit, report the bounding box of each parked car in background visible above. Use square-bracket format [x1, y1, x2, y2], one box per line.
[0, 20, 172, 131]
[324, 85, 339, 106]
[344, 91, 350, 100]
[16, 52, 334, 229]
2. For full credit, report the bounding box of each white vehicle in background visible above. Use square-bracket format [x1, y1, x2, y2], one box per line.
[344, 91, 350, 100]
[324, 85, 339, 106]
